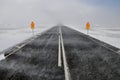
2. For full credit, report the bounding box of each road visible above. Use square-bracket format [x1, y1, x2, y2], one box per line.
[0, 26, 120, 80]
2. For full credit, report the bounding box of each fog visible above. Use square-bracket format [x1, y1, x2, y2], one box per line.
[0, 0, 120, 27]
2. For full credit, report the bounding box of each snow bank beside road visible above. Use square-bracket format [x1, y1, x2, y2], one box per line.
[0, 26, 52, 52]
[69, 26, 120, 49]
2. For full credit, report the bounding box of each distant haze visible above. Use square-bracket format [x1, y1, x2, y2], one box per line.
[0, 0, 120, 28]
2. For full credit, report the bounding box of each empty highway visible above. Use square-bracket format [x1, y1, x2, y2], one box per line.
[0, 26, 120, 80]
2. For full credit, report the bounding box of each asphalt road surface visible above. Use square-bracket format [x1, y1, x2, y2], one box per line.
[0, 26, 120, 80]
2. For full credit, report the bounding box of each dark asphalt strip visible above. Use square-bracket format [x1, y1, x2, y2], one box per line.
[61, 26, 120, 80]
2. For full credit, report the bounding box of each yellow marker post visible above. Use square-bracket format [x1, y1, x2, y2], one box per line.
[86, 22, 90, 35]
[30, 21, 35, 35]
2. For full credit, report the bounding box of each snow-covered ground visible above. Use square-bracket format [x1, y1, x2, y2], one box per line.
[70, 26, 120, 49]
[0, 26, 52, 52]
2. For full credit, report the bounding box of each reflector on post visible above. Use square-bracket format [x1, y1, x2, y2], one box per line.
[86, 22, 90, 34]
[86, 22, 90, 30]
[31, 21, 35, 30]
[30, 21, 35, 35]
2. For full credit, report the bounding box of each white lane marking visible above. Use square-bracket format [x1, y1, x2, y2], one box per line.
[16, 46, 21, 49]
[58, 26, 62, 67]
[60, 27, 71, 80]
[0, 37, 34, 61]
[0, 40, 33, 61]
[5, 48, 21, 58]
[16, 44, 26, 49]
[58, 35, 62, 67]
[5, 41, 30, 58]
[86, 36, 119, 54]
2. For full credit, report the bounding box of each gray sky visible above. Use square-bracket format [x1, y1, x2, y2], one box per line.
[0, 0, 120, 27]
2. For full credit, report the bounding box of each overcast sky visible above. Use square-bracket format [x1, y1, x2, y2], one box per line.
[0, 0, 120, 27]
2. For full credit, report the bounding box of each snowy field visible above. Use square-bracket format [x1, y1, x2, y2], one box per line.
[70, 25, 120, 49]
[0, 25, 120, 52]
[0, 25, 52, 52]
